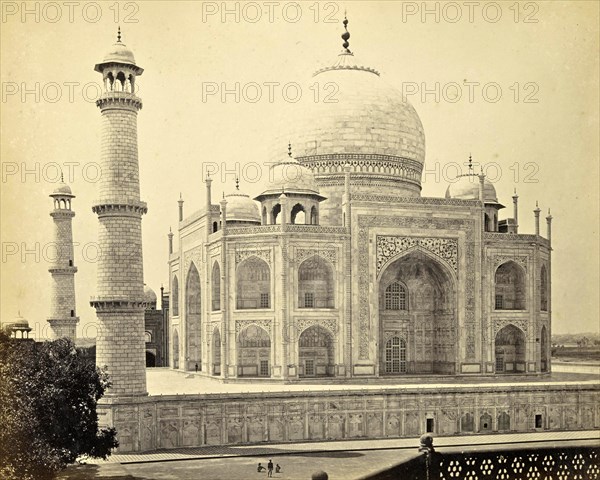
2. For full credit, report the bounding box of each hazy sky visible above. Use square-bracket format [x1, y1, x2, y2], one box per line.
[1, 1, 598, 337]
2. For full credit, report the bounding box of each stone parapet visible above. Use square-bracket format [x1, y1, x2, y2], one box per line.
[97, 382, 599, 453]
[484, 232, 550, 247]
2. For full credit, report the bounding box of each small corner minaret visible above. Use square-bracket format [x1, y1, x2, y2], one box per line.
[91, 28, 147, 396]
[534, 201, 541, 236]
[47, 175, 79, 339]
[546, 209, 553, 245]
[168, 227, 174, 254]
[512, 188, 519, 233]
[178, 193, 184, 222]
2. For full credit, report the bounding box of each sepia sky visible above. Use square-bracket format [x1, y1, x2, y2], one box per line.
[1, 1, 598, 337]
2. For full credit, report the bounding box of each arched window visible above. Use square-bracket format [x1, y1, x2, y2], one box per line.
[186, 264, 201, 315]
[495, 262, 526, 310]
[498, 411, 510, 431]
[298, 256, 334, 308]
[212, 327, 221, 375]
[484, 213, 490, 232]
[291, 203, 306, 224]
[540, 265, 548, 311]
[144, 331, 152, 343]
[271, 204, 281, 225]
[262, 207, 267, 225]
[172, 275, 179, 316]
[540, 325, 549, 372]
[172, 328, 180, 369]
[495, 324, 526, 373]
[237, 325, 271, 377]
[212, 262, 221, 311]
[384, 336, 407, 373]
[384, 282, 407, 311]
[212, 221, 218, 233]
[311, 206, 318, 225]
[116, 71, 126, 91]
[298, 325, 334, 377]
[237, 257, 271, 309]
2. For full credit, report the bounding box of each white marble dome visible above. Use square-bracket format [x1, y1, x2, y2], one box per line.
[225, 192, 261, 223]
[272, 53, 425, 176]
[445, 174, 499, 204]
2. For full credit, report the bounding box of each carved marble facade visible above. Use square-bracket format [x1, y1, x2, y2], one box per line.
[99, 384, 599, 453]
[167, 193, 553, 380]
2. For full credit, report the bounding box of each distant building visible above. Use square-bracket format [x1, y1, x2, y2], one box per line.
[75, 286, 170, 367]
[143, 285, 170, 367]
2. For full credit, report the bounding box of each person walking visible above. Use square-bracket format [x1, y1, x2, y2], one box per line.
[267, 459, 274, 477]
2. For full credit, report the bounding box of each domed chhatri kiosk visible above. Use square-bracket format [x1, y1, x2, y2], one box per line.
[168, 18, 554, 381]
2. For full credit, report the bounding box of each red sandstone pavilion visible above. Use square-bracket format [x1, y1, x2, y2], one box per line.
[85, 24, 598, 453]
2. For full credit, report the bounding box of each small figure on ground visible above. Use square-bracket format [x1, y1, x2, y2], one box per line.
[257, 462, 266, 472]
[275, 464, 281, 473]
[418, 433, 435, 453]
[267, 459, 274, 477]
[195, 363, 198, 373]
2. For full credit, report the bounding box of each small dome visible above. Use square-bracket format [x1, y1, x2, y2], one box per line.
[224, 192, 261, 223]
[101, 41, 136, 66]
[9, 312, 30, 329]
[94, 31, 144, 75]
[5, 312, 32, 336]
[143, 284, 157, 307]
[51, 181, 72, 196]
[256, 157, 324, 200]
[445, 174, 500, 204]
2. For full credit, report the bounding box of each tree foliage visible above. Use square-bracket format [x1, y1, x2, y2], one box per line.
[0, 331, 118, 479]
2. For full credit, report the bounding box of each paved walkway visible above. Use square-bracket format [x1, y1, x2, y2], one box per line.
[87, 430, 600, 464]
[146, 368, 599, 396]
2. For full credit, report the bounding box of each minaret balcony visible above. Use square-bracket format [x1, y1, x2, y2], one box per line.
[96, 91, 142, 110]
[48, 266, 78, 274]
[92, 201, 148, 217]
[90, 296, 148, 310]
[50, 209, 75, 218]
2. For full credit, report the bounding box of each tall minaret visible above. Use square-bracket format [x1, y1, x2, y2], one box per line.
[47, 176, 79, 339]
[90, 28, 147, 396]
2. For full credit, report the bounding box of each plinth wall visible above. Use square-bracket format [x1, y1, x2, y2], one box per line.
[97, 384, 599, 453]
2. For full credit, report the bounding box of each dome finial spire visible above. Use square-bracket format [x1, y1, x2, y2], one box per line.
[341, 13, 351, 53]
[235, 176, 240, 190]
[468, 153, 473, 172]
[288, 142, 292, 157]
[117, 26, 122, 43]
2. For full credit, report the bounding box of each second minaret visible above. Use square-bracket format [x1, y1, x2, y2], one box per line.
[91, 29, 147, 396]
[47, 178, 79, 339]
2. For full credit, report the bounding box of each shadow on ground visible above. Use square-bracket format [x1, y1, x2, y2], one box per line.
[57, 464, 146, 480]
[286, 451, 365, 458]
[111, 445, 371, 460]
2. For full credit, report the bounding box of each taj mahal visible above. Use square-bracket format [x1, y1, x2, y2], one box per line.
[38, 19, 600, 454]
[166, 18, 553, 381]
